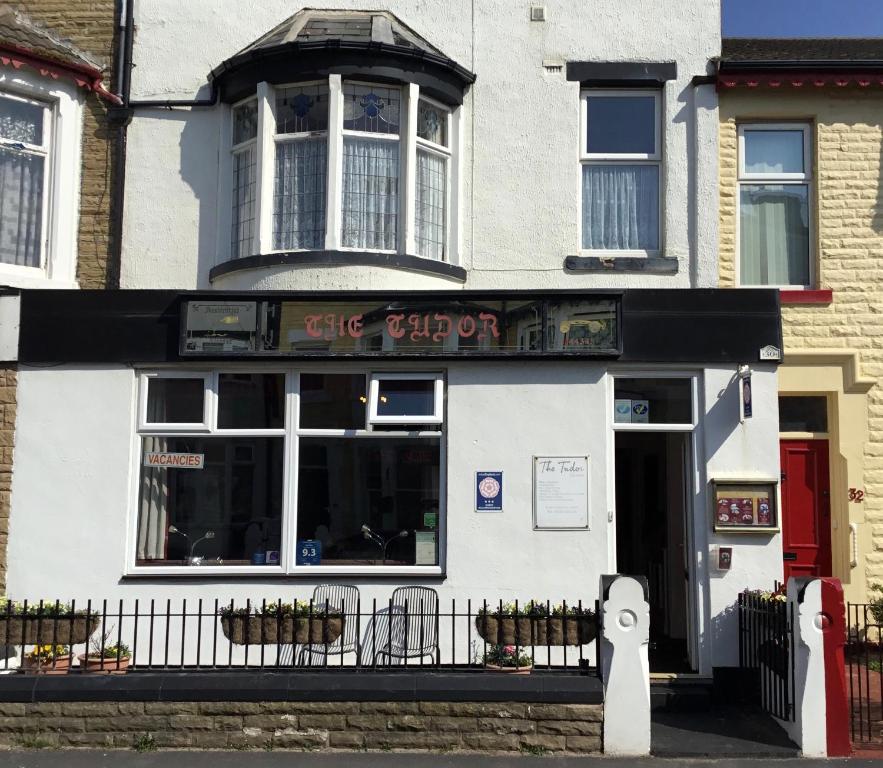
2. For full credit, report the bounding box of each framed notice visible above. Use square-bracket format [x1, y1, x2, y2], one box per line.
[533, 456, 590, 530]
[711, 480, 778, 533]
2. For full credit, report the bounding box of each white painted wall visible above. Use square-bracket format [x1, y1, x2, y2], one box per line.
[120, 0, 720, 290]
[7, 360, 782, 672]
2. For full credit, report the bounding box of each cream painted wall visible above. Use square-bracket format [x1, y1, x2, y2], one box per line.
[120, 0, 720, 291]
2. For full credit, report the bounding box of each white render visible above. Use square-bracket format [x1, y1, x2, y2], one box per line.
[120, 0, 720, 290]
[7, 361, 780, 673]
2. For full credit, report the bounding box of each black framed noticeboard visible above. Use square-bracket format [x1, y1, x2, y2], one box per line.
[711, 480, 779, 533]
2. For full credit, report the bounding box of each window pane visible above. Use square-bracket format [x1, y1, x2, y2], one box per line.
[146, 378, 205, 423]
[137, 436, 283, 565]
[744, 130, 804, 174]
[586, 95, 656, 155]
[740, 184, 809, 286]
[0, 95, 43, 145]
[218, 374, 284, 429]
[231, 145, 256, 258]
[342, 137, 399, 250]
[299, 373, 366, 429]
[275, 84, 329, 134]
[417, 100, 447, 146]
[614, 378, 692, 424]
[273, 138, 327, 250]
[582, 164, 659, 250]
[297, 437, 439, 566]
[232, 101, 257, 145]
[376, 379, 436, 418]
[343, 83, 400, 135]
[779, 396, 827, 433]
[415, 148, 446, 260]
[0, 147, 43, 267]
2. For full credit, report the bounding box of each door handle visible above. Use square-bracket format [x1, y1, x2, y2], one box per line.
[783, 552, 798, 561]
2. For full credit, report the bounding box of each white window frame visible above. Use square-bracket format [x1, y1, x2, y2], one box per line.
[129, 370, 290, 576]
[736, 122, 814, 290]
[128, 367, 446, 577]
[578, 89, 662, 258]
[138, 372, 213, 431]
[230, 95, 258, 259]
[368, 372, 444, 425]
[0, 70, 82, 289]
[222, 77, 458, 266]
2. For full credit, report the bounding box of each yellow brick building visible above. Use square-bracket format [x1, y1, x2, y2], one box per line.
[719, 39, 883, 604]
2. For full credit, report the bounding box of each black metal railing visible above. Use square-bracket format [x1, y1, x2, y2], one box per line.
[846, 602, 883, 744]
[737, 590, 794, 721]
[0, 598, 600, 675]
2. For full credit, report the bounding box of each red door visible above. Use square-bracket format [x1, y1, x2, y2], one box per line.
[780, 440, 832, 581]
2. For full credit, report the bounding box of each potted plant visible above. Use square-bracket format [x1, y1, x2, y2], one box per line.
[0, 599, 99, 645]
[21, 644, 72, 674]
[78, 631, 130, 673]
[476, 601, 596, 647]
[483, 644, 533, 674]
[219, 600, 344, 645]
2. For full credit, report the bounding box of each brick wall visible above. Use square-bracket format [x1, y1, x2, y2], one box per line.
[720, 88, 883, 591]
[0, 700, 602, 753]
[17, 0, 118, 289]
[0, 365, 14, 593]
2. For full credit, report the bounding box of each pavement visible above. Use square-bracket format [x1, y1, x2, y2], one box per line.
[0, 754, 879, 768]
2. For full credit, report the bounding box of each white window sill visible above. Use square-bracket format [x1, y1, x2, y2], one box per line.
[125, 565, 444, 577]
[0, 271, 78, 290]
[578, 250, 660, 259]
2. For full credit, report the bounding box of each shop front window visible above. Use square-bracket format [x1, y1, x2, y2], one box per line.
[133, 370, 444, 573]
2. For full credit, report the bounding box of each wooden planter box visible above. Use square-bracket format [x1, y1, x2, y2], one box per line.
[221, 614, 344, 646]
[475, 614, 596, 646]
[0, 615, 99, 645]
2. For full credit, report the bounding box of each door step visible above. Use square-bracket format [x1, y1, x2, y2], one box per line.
[651, 677, 713, 711]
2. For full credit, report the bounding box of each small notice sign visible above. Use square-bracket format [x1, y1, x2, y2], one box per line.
[296, 540, 322, 566]
[533, 456, 590, 530]
[143, 452, 204, 469]
[476, 471, 503, 511]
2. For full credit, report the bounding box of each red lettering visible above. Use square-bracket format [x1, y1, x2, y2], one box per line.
[323, 314, 337, 340]
[348, 314, 364, 338]
[305, 314, 323, 339]
[457, 315, 476, 338]
[479, 312, 500, 340]
[408, 313, 431, 342]
[432, 313, 452, 342]
[386, 313, 406, 339]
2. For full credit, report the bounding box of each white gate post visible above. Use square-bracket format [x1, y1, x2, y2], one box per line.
[600, 575, 651, 756]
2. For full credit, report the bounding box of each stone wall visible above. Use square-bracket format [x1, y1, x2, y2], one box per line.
[0, 365, 14, 593]
[720, 88, 883, 600]
[15, 0, 118, 288]
[0, 700, 602, 753]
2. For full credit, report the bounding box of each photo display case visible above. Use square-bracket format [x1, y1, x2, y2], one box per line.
[711, 480, 778, 533]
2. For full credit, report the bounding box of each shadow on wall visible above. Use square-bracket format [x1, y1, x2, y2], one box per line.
[709, 596, 739, 667]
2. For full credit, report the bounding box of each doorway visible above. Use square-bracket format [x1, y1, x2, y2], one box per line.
[780, 439, 832, 580]
[615, 431, 693, 673]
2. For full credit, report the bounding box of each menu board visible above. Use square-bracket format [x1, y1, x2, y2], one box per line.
[712, 481, 778, 532]
[533, 457, 590, 530]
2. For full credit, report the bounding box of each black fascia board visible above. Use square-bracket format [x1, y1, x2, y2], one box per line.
[210, 40, 475, 106]
[566, 61, 677, 86]
[17, 288, 781, 367]
[719, 59, 883, 72]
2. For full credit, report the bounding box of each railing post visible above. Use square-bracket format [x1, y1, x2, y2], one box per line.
[600, 574, 650, 756]
[784, 577, 851, 757]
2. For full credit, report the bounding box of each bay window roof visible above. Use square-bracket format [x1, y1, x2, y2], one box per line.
[210, 9, 475, 106]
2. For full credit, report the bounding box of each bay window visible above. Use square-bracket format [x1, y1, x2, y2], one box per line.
[133, 369, 444, 574]
[580, 90, 661, 253]
[737, 124, 812, 287]
[227, 76, 456, 263]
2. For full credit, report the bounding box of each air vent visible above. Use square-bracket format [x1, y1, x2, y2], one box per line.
[543, 59, 564, 73]
[530, 5, 546, 22]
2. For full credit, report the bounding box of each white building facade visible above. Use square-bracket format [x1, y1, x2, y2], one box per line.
[4, 0, 786, 677]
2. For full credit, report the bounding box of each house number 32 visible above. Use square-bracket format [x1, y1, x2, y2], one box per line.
[849, 488, 865, 503]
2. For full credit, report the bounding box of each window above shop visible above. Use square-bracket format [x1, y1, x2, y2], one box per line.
[580, 91, 661, 254]
[210, 9, 474, 278]
[737, 124, 813, 289]
[778, 395, 827, 433]
[612, 376, 696, 429]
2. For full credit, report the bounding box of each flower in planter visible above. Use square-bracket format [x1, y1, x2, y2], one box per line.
[477, 600, 595, 618]
[87, 628, 130, 660]
[26, 644, 69, 665]
[483, 643, 532, 668]
[218, 599, 341, 619]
